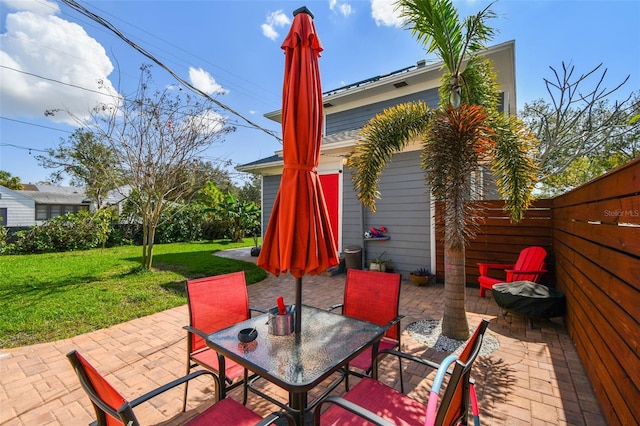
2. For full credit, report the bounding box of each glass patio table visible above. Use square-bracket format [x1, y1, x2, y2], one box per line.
[205, 304, 386, 426]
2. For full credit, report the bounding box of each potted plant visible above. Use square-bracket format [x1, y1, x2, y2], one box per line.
[369, 251, 390, 272]
[409, 268, 434, 286]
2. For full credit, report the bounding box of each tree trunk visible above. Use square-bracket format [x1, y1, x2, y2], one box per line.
[141, 223, 149, 269]
[442, 224, 470, 340]
[144, 226, 155, 270]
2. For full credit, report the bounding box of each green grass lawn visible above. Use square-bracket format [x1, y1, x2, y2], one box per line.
[0, 240, 265, 348]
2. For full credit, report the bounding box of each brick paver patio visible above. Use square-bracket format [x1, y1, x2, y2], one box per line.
[0, 248, 606, 425]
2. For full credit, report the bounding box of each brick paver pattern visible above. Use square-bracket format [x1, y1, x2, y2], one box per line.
[0, 248, 606, 425]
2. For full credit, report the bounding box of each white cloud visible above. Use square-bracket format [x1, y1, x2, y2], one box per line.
[187, 110, 226, 135]
[188, 67, 228, 96]
[371, 0, 404, 27]
[261, 10, 290, 41]
[0, 5, 118, 124]
[330, 0, 353, 17]
[261, 23, 279, 41]
[1, 0, 59, 15]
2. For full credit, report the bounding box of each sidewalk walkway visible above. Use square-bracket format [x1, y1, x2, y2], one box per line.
[0, 249, 605, 425]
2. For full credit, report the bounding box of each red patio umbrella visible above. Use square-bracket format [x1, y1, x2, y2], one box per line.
[257, 6, 339, 334]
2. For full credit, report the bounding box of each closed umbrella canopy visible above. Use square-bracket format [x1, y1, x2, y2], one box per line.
[257, 6, 339, 331]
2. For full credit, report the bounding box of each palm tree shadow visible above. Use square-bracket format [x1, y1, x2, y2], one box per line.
[473, 356, 513, 422]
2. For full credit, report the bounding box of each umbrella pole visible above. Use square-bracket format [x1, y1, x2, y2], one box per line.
[295, 277, 302, 334]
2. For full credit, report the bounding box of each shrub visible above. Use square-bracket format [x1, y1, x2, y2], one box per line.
[155, 202, 209, 243]
[7, 210, 111, 254]
[0, 226, 7, 254]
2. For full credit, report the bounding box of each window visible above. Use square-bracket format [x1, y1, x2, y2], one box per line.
[0, 208, 7, 225]
[36, 205, 48, 221]
[35, 204, 89, 221]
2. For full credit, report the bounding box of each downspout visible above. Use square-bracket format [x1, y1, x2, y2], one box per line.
[360, 200, 365, 269]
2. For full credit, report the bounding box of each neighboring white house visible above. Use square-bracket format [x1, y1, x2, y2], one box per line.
[0, 184, 132, 227]
[0, 184, 91, 227]
[238, 41, 516, 277]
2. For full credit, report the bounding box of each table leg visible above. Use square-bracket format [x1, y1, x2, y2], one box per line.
[290, 391, 308, 426]
[216, 353, 227, 400]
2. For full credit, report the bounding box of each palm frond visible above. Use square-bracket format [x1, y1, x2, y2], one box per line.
[400, 0, 463, 73]
[348, 101, 432, 211]
[489, 114, 540, 221]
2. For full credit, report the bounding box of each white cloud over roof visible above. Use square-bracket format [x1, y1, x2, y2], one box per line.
[0, 5, 118, 124]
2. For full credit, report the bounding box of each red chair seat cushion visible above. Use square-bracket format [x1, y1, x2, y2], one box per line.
[191, 347, 246, 382]
[321, 378, 425, 426]
[185, 397, 263, 426]
[348, 337, 398, 371]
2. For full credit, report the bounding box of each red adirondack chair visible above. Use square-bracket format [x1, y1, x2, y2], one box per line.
[477, 246, 548, 297]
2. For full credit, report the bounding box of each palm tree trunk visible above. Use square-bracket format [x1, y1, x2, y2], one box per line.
[442, 222, 470, 340]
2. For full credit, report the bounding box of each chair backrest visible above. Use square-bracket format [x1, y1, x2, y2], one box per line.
[343, 269, 402, 340]
[436, 319, 489, 426]
[512, 246, 547, 282]
[67, 350, 137, 426]
[186, 271, 250, 353]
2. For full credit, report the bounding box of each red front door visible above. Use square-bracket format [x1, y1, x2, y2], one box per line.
[319, 173, 339, 248]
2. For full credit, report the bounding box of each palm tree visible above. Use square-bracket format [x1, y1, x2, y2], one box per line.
[348, 0, 539, 339]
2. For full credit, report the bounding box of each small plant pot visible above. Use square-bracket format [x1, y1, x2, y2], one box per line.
[409, 273, 434, 287]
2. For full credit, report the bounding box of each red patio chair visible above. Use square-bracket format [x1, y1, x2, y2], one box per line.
[477, 246, 548, 297]
[183, 272, 265, 410]
[315, 319, 489, 426]
[66, 350, 292, 426]
[328, 269, 402, 390]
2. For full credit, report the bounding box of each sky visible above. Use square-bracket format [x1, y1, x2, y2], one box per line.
[1, 0, 639, 185]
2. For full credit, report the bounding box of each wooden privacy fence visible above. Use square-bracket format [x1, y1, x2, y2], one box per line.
[434, 199, 554, 286]
[436, 157, 640, 425]
[552, 158, 639, 425]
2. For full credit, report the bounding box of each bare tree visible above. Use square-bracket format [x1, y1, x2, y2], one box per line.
[86, 65, 234, 269]
[521, 62, 639, 187]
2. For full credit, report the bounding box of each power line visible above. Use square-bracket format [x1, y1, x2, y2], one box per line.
[70, 1, 281, 108]
[0, 117, 74, 134]
[60, 0, 282, 143]
[0, 65, 118, 99]
[0, 142, 49, 154]
[1, 68, 279, 137]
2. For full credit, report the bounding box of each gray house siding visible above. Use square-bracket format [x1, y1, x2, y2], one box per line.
[245, 43, 517, 278]
[341, 166, 364, 265]
[342, 151, 432, 276]
[261, 175, 281, 237]
[326, 88, 439, 134]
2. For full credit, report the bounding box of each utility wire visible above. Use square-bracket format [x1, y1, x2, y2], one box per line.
[67, 1, 280, 107]
[60, 0, 282, 143]
[0, 116, 74, 134]
[1, 65, 118, 99]
[0, 142, 49, 153]
[2, 67, 280, 136]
